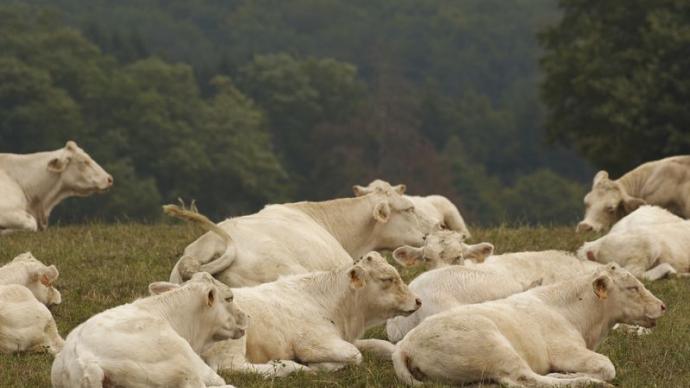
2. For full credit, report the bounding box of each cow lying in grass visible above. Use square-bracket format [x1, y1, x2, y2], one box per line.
[153, 252, 421, 376]
[165, 184, 438, 287]
[353, 179, 471, 240]
[387, 246, 601, 343]
[51, 272, 247, 388]
[0, 252, 61, 306]
[0, 284, 64, 355]
[578, 221, 690, 281]
[393, 264, 666, 386]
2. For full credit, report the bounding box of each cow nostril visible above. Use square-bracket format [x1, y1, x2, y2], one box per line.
[107, 176, 113, 185]
[586, 251, 596, 261]
[661, 303, 667, 312]
[415, 298, 422, 307]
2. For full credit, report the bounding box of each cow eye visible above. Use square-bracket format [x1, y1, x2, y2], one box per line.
[626, 286, 639, 292]
[225, 296, 233, 302]
[380, 278, 394, 283]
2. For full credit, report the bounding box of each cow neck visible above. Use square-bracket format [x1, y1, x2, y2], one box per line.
[138, 287, 212, 353]
[298, 269, 370, 342]
[288, 195, 380, 258]
[617, 161, 657, 199]
[1, 151, 71, 227]
[534, 275, 615, 349]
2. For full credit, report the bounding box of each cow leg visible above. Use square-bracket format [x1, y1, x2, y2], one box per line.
[547, 345, 616, 382]
[222, 360, 311, 377]
[643, 263, 677, 281]
[354, 339, 395, 359]
[297, 338, 362, 371]
[44, 320, 65, 355]
[0, 209, 38, 232]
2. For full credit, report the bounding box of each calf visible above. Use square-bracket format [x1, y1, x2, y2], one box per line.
[578, 221, 690, 281]
[51, 272, 247, 388]
[0, 284, 64, 354]
[393, 264, 666, 386]
[386, 250, 600, 342]
[577, 156, 690, 233]
[0, 141, 113, 232]
[354, 179, 470, 239]
[0, 252, 61, 306]
[392, 230, 494, 270]
[152, 252, 421, 376]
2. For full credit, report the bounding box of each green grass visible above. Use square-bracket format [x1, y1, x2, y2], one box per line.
[1, 224, 688, 387]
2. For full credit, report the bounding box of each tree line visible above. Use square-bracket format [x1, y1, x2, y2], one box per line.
[1, 1, 686, 225]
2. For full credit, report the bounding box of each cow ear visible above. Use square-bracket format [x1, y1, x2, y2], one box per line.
[65, 140, 78, 150]
[392, 246, 425, 267]
[393, 184, 406, 195]
[623, 196, 646, 213]
[463, 242, 494, 263]
[206, 288, 216, 307]
[593, 170, 609, 185]
[349, 266, 366, 289]
[148, 282, 180, 295]
[47, 156, 70, 172]
[353, 185, 370, 196]
[592, 274, 611, 300]
[373, 201, 391, 223]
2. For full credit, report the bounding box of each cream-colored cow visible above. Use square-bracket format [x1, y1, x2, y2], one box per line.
[0, 252, 61, 306]
[386, 250, 601, 342]
[164, 189, 438, 287]
[353, 179, 470, 239]
[578, 156, 690, 233]
[149, 252, 420, 377]
[0, 284, 64, 355]
[579, 221, 690, 281]
[392, 230, 493, 270]
[393, 264, 666, 386]
[0, 141, 113, 232]
[51, 273, 247, 388]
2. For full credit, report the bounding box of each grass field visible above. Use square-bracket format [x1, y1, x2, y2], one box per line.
[1, 224, 688, 387]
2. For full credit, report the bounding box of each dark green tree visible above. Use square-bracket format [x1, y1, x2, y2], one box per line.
[540, 0, 690, 174]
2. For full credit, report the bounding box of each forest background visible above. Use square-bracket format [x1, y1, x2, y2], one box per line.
[1, 0, 687, 225]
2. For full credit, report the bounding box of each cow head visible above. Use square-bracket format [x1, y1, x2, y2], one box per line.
[10, 252, 61, 306]
[149, 272, 248, 342]
[353, 179, 406, 197]
[592, 264, 665, 328]
[348, 252, 421, 324]
[367, 188, 439, 250]
[392, 230, 494, 269]
[577, 171, 646, 233]
[47, 141, 113, 196]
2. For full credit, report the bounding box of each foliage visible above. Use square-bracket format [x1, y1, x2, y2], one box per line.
[540, 0, 690, 175]
[0, 1, 600, 225]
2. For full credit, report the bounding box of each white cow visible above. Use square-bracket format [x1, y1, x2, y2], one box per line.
[392, 230, 494, 270]
[0, 284, 64, 354]
[151, 252, 421, 376]
[609, 205, 683, 235]
[51, 272, 247, 388]
[164, 189, 438, 286]
[386, 250, 601, 342]
[578, 221, 690, 281]
[392, 264, 666, 386]
[353, 179, 470, 240]
[577, 156, 690, 233]
[0, 141, 113, 232]
[0, 252, 61, 306]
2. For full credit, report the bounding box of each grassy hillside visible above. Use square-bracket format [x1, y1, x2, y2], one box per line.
[1, 224, 688, 387]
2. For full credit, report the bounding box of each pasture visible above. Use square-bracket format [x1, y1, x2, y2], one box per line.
[1, 224, 688, 387]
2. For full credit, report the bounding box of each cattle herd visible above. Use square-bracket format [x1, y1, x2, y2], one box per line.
[1, 141, 689, 387]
